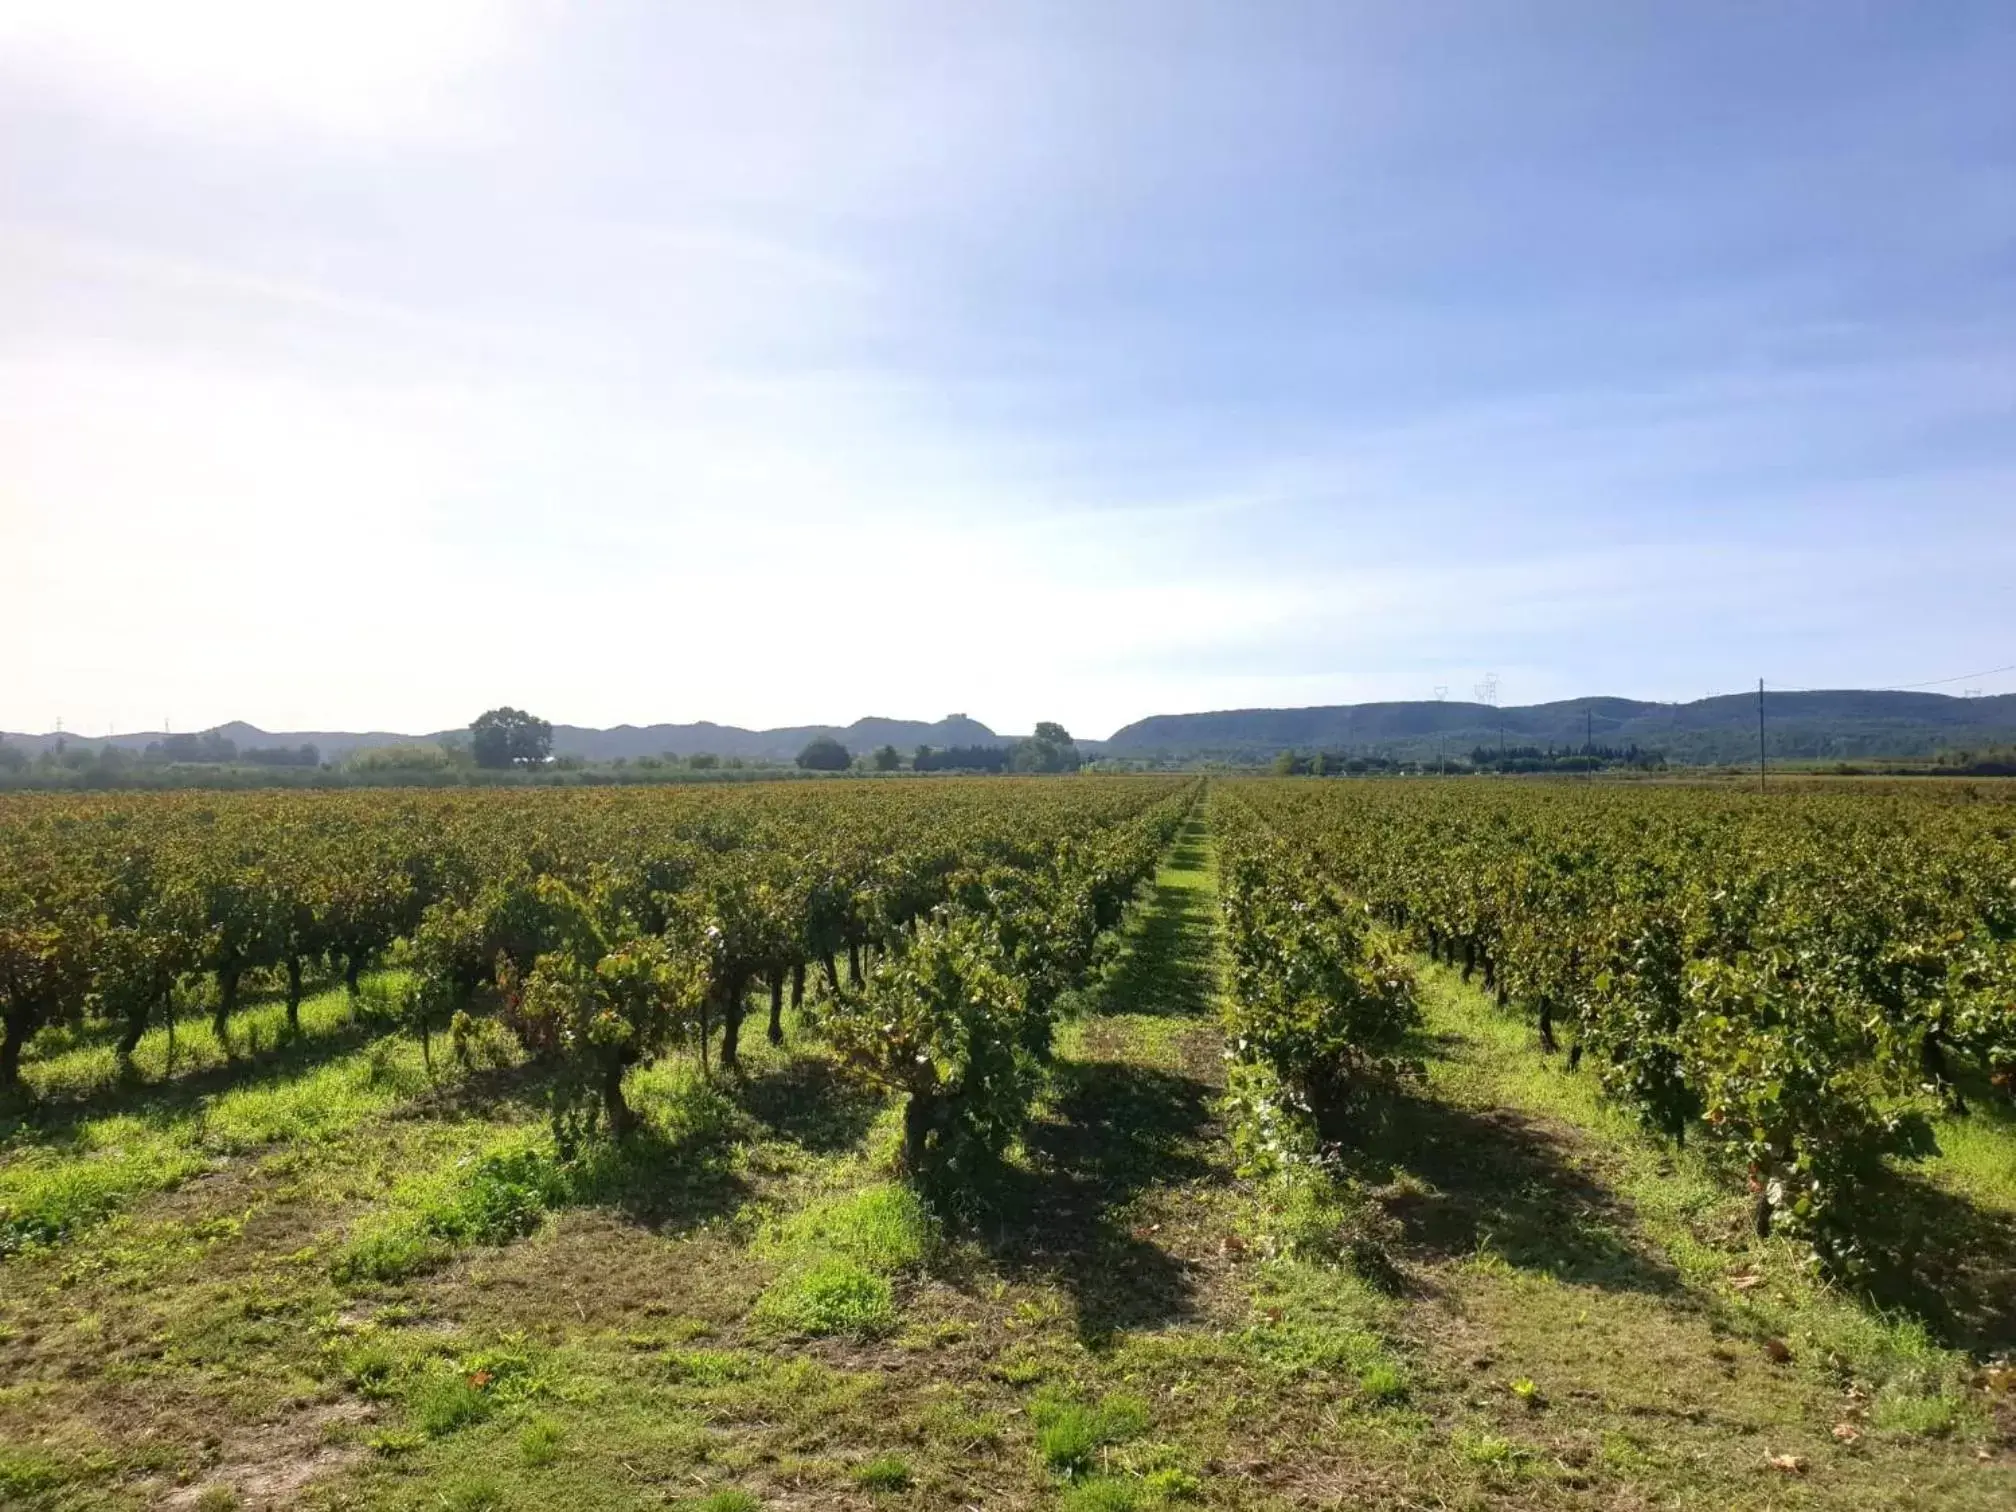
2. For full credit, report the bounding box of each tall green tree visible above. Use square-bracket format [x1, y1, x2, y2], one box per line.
[796, 736, 851, 771]
[1010, 721, 1082, 773]
[470, 708, 553, 769]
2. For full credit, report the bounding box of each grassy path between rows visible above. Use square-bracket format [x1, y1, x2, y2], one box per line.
[1358, 963, 2015, 1510]
[4, 806, 2011, 1510]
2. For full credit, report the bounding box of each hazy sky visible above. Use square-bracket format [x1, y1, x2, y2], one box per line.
[5, 2, 2013, 739]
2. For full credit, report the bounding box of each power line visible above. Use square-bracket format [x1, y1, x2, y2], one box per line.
[1882, 662, 2016, 691]
[1707, 663, 2014, 698]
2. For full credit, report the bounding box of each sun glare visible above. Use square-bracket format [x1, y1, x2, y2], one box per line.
[0, 0, 514, 133]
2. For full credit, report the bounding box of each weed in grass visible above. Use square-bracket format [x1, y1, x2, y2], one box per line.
[0, 1449, 66, 1496]
[338, 1338, 401, 1398]
[1032, 1388, 1150, 1477]
[852, 1454, 912, 1491]
[520, 1415, 565, 1466]
[194, 1486, 241, 1511]
[457, 1336, 547, 1404]
[1240, 1263, 1397, 1379]
[1357, 1362, 1409, 1403]
[439, 1147, 572, 1244]
[1254, 1164, 1349, 1263]
[993, 1349, 1052, 1385]
[664, 1348, 758, 1384]
[1458, 1431, 1525, 1469]
[682, 1491, 759, 1512]
[754, 1257, 895, 1337]
[331, 1223, 452, 1284]
[439, 1475, 506, 1511]
[767, 1182, 935, 1273]
[1142, 1467, 1203, 1501]
[1036, 1402, 1109, 1477]
[1870, 1387, 1971, 1436]
[332, 1137, 571, 1283]
[408, 1369, 495, 1436]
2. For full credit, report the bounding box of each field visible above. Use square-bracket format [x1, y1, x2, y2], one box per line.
[2, 777, 2013, 1510]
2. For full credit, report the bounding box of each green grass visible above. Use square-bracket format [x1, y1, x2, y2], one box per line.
[1059, 1478, 1144, 1511]
[333, 1136, 571, 1283]
[0, 1448, 67, 1497]
[408, 1370, 496, 1436]
[518, 1415, 565, 1466]
[760, 1180, 935, 1273]
[1409, 965, 2004, 1399]
[1922, 1101, 2016, 1216]
[754, 1255, 895, 1337]
[1, 977, 430, 1258]
[15, 970, 386, 1103]
[1031, 1388, 1151, 1476]
[851, 1452, 911, 1490]
[681, 1493, 758, 1512]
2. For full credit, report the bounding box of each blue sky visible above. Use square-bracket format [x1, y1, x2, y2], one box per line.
[4, 2, 2012, 738]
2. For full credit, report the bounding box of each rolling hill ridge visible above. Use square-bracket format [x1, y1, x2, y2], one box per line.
[6, 690, 2013, 766]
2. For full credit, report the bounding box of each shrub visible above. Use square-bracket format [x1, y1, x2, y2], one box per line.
[821, 914, 1042, 1181]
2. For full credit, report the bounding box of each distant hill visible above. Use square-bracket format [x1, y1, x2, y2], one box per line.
[8, 692, 2014, 768]
[1103, 690, 2016, 764]
[0, 721, 438, 763]
[0, 714, 1017, 764]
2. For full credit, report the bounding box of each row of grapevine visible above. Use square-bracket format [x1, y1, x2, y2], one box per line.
[1211, 788, 1419, 1179]
[0, 781, 1194, 1176]
[1225, 779, 2016, 1269]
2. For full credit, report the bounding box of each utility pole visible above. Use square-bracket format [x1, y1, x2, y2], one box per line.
[1757, 678, 1766, 793]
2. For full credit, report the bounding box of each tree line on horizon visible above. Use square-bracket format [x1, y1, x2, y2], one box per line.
[797, 721, 1083, 774]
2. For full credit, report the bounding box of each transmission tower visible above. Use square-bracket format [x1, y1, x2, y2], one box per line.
[1473, 673, 1499, 707]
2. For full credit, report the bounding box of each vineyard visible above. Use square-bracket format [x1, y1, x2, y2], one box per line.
[2, 777, 2013, 1509]
[1214, 780, 2016, 1274]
